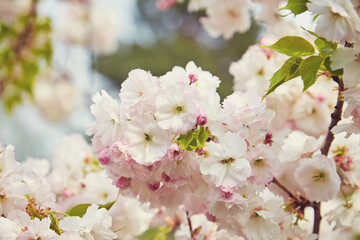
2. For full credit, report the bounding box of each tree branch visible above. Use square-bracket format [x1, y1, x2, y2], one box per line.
[13, 0, 38, 57]
[272, 177, 302, 204]
[312, 76, 344, 236]
[320, 76, 345, 156]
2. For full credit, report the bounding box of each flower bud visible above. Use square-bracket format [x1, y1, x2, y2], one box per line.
[188, 73, 198, 84]
[116, 177, 131, 189]
[196, 111, 207, 126]
[98, 148, 110, 165]
[167, 143, 184, 161]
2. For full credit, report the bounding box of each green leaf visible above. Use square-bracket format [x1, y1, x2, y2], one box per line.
[99, 201, 115, 210]
[278, 0, 309, 16]
[302, 27, 337, 56]
[14, 61, 38, 94]
[264, 56, 303, 98]
[177, 130, 196, 150]
[176, 126, 210, 151]
[261, 36, 315, 57]
[314, 38, 337, 56]
[188, 137, 198, 150]
[65, 203, 91, 217]
[324, 56, 343, 76]
[65, 201, 116, 217]
[137, 227, 174, 240]
[197, 126, 209, 147]
[299, 55, 324, 91]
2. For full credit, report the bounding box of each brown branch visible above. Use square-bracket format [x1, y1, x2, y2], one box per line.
[321, 76, 345, 156]
[312, 202, 322, 235]
[13, 0, 38, 57]
[272, 178, 302, 204]
[186, 211, 194, 238]
[312, 76, 344, 236]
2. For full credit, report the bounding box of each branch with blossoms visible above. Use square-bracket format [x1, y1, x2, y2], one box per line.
[271, 75, 345, 235]
[2, 0, 360, 239]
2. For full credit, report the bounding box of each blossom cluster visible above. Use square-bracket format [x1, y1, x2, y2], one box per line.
[2, 0, 360, 239]
[0, 135, 155, 240]
[157, 0, 360, 43]
[86, 55, 360, 238]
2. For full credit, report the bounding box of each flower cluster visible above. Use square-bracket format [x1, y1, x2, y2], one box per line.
[87, 59, 351, 239]
[0, 135, 155, 240]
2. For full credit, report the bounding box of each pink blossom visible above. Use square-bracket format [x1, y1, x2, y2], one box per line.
[167, 143, 185, 161]
[62, 189, 73, 198]
[219, 186, 234, 200]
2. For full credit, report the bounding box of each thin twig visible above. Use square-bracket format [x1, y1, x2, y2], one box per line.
[186, 211, 194, 238]
[272, 177, 302, 204]
[13, 0, 38, 56]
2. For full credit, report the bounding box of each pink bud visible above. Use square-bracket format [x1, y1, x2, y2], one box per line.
[156, 0, 176, 11]
[196, 111, 207, 126]
[148, 182, 161, 191]
[167, 143, 185, 161]
[205, 212, 216, 222]
[188, 73, 198, 84]
[116, 177, 131, 189]
[98, 148, 110, 165]
[62, 189, 73, 198]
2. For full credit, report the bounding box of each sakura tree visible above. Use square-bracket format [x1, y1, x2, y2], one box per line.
[1, 0, 360, 239]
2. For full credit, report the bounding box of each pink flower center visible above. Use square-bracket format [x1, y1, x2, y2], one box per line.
[188, 73, 198, 84]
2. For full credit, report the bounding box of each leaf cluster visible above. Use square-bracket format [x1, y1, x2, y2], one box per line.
[0, 14, 53, 112]
[176, 126, 210, 151]
[261, 33, 339, 98]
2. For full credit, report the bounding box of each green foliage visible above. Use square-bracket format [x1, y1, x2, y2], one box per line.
[176, 126, 210, 151]
[314, 38, 337, 56]
[0, 11, 53, 113]
[299, 55, 324, 90]
[100, 201, 116, 210]
[278, 0, 309, 16]
[263, 57, 302, 98]
[263, 32, 340, 97]
[137, 227, 174, 240]
[261, 36, 315, 57]
[65, 203, 91, 217]
[303, 28, 338, 56]
[65, 201, 115, 217]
